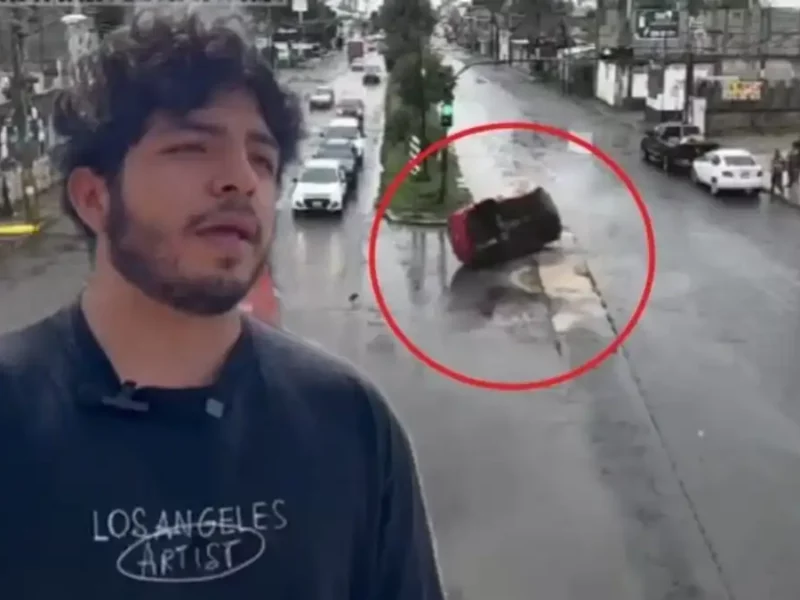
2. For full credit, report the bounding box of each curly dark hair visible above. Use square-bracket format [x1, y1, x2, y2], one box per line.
[54, 9, 303, 240]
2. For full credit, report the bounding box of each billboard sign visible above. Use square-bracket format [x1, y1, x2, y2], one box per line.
[634, 10, 680, 40]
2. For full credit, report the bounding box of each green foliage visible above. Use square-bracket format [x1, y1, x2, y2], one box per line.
[379, 142, 470, 217]
[379, 0, 435, 68]
[391, 51, 456, 122]
[379, 81, 470, 217]
[378, 0, 435, 38]
[385, 103, 416, 147]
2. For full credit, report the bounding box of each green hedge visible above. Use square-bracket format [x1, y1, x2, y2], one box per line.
[378, 86, 471, 217]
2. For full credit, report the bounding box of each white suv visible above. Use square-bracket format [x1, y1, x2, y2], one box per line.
[291, 158, 348, 214]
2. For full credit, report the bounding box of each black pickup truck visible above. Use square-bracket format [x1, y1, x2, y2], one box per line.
[640, 122, 720, 172]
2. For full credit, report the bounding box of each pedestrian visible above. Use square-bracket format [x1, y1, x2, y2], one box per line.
[0, 173, 12, 218]
[788, 142, 800, 188]
[770, 148, 786, 197]
[0, 10, 444, 598]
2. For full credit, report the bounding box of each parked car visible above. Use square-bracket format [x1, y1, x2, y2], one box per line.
[362, 65, 381, 85]
[640, 121, 720, 172]
[321, 117, 365, 167]
[308, 86, 335, 110]
[690, 148, 763, 196]
[290, 158, 348, 215]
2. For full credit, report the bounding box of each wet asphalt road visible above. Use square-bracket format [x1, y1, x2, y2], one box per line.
[3, 47, 800, 599]
[442, 49, 800, 599]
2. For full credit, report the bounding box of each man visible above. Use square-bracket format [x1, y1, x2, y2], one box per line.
[770, 148, 786, 197]
[0, 11, 444, 598]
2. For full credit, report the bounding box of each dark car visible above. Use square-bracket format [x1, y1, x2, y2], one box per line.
[313, 143, 358, 190]
[640, 121, 719, 172]
[335, 98, 365, 122]
[362, 65, 381, 86]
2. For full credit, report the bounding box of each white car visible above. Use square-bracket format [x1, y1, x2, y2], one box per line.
[308, 86, 334, 110]
[291, 159, 348, 214]
[350, 58, 365, 71]
[321, 117, 365, 166]
[690, 148, 764, 196]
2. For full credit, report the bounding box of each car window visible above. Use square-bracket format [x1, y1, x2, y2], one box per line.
[661, 126, 681, 138]
[300, 167, 339, 183]
[682, 125, 701, 137]
[317, 148, 352, 161]
[723, 155, 756, 166]
[326, 125, 359, 139]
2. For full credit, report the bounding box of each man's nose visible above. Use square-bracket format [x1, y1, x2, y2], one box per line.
[210, 148, 259, 197]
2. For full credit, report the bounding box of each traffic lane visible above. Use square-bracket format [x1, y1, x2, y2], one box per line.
[278, 58, 693, 598]
[281, 301, 664, 600]
[461, 57, 800, 599]
[371, 224, 565, 382]
[274, 59, 386, 314]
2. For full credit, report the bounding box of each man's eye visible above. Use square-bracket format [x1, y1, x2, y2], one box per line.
[251, 154, 276, 172]
[163, 143, 207, 154]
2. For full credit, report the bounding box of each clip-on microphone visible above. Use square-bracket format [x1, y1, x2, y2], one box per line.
[100, 380, 149, 413]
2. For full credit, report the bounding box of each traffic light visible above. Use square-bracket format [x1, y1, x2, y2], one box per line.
[440, 102, 453, 128]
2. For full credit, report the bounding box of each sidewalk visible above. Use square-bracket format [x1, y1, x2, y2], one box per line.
[0, 184, 65, 260]
[723, 133, 800, 208]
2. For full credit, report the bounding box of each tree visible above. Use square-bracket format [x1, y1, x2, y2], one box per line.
[378, 0, 436, 70]
[392, 50, 456, 123]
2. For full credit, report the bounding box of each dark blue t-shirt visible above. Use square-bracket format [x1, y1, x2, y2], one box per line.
[0, 301, 444, 599]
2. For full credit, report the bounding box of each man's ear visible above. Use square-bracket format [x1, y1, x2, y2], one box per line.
[66, 167, 111, 236]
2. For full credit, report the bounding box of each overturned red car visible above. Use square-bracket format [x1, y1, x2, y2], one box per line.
[447, 187, 563, 268]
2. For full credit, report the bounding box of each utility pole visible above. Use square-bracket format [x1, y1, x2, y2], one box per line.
[683, 3, 704, 123]
[436, 91, 453, 204]
[416, 0, 429, 178]
[8, 8, 39, 223]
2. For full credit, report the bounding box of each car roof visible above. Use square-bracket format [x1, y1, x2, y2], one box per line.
[337, 98, 364, 106]
[715, 148, 752, 157]
[314, 86, 333, 92]
[316, 144, 351, 153]
[328, 117, 359, 127]
[303, 158, 340, 170]
[323, 137, 353, 145]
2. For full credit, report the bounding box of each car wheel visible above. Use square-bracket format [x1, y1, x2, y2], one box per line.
[641, 148, 649, 163]
[709, 179, 719, 196]
[661, 156, 671, 172]
[690, 167, 699, 184]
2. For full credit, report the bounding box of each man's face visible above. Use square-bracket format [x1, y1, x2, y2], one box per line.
[103, 88, 280, 315]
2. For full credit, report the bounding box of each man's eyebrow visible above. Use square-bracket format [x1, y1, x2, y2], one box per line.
[159, 116, 278, 148]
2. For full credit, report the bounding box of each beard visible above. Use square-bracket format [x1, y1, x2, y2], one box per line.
[105, 190, 270, 316]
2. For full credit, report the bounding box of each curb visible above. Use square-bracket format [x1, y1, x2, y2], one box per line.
[383, 209, 448, 226]
[0, 214, 59, 261]
[507, 230, 613, 339]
